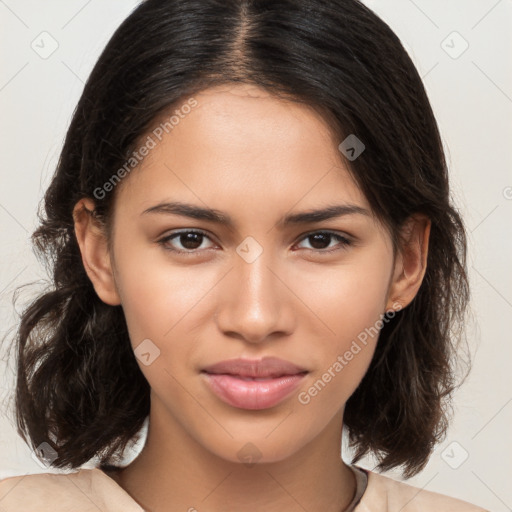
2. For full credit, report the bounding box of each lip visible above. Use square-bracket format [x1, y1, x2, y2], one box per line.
[201, 356, 308, 378]
[201, 357, 309, 410]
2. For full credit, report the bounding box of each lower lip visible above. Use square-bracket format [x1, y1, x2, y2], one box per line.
[201, 372, 307, 410]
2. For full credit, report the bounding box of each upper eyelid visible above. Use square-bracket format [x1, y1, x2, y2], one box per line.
[161, 228, 218, 244]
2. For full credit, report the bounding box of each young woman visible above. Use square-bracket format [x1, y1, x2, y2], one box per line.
[0, 0, 489, 510]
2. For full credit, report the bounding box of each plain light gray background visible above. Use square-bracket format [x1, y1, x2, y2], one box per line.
[1, 1, 511, 510]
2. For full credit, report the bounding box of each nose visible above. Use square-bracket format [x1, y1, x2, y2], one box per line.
[215, 246, 296, 344]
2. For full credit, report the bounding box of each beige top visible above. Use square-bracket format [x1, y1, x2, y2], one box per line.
[0, 464, 489, 511]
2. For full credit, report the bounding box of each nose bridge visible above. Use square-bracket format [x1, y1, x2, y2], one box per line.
[217, 236, 293, 341]
[238, 239, 276, 300]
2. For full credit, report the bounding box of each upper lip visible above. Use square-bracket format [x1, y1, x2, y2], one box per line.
[201, 357, 309, 378]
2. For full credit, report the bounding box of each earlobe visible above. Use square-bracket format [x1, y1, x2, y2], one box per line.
[385, 214, 431, 313]
[72, 198, 121, 306]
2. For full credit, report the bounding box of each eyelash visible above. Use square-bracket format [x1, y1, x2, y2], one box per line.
[157, 229, 353, 256]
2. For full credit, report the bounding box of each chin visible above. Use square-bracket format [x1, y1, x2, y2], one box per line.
[200, 434, 303, 466]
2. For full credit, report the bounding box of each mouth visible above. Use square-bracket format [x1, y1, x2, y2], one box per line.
[200, 356, 309, 410]
[202, 372, 308, 381]
[201, 372, 308, 410]
[201, 356, 309, 379]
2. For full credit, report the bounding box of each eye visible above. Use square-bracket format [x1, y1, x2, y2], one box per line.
[158, 229, 216, 254]
[157, 229, 353, 256]
[294, 231, 352, 254]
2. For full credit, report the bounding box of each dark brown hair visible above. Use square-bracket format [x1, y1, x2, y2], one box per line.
[2, 0, 470, 478]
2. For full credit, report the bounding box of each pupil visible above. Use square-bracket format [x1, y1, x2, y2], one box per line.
[181, 233, 202, 249]
[309, 233, 330, 249]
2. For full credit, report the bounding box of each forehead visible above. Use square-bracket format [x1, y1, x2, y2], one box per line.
[114, 84, 369, 217]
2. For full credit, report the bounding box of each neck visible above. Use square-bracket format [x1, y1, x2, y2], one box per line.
[110, 400, 356, 512]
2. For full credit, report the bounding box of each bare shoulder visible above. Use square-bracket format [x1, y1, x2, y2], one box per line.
[358, 470, 490, 512]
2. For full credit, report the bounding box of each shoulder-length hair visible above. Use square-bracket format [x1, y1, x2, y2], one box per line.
[3, 0, 470, 478]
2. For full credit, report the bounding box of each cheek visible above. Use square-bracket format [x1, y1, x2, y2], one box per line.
[113, 240, 220, 345]
[303, 250, 392, 344]
[295, 255, 392, 412]
[112, 248, 214, 409]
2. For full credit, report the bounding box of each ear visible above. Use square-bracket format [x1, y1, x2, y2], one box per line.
[385, 214, 431, 313]
[72, 198, 121, 306]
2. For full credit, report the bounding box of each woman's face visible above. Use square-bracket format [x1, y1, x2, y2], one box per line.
[83, 83, 408, 464]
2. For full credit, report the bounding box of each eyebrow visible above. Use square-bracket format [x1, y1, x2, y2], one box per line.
[141, 201, 371, 228]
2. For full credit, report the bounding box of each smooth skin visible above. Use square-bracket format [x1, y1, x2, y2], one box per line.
[73, 83, 430, 512]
